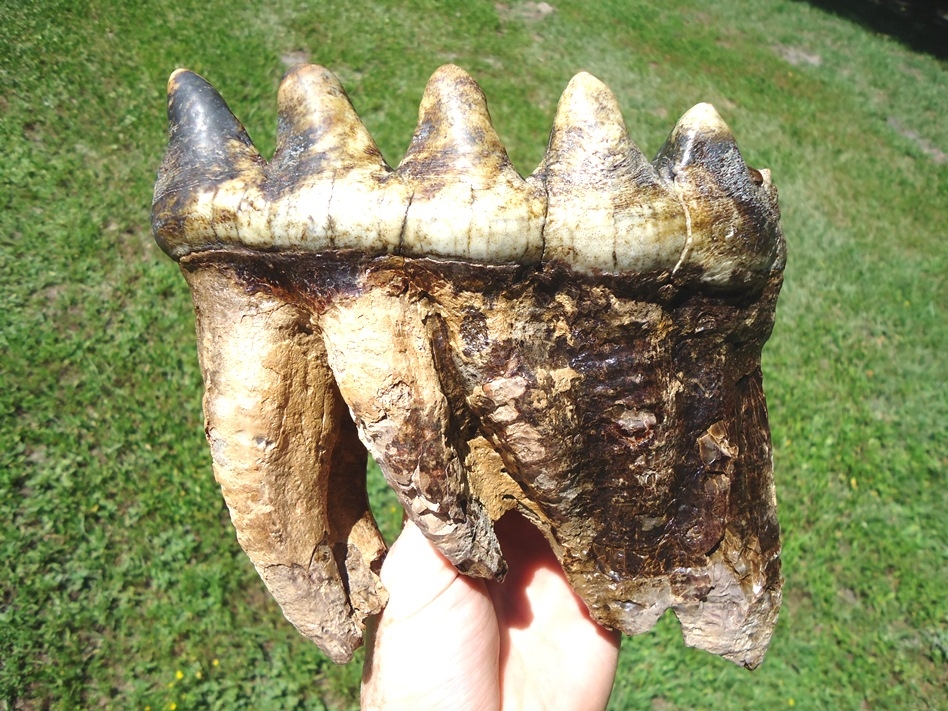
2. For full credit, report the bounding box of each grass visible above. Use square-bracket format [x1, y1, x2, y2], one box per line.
[1, 0, 945, 708]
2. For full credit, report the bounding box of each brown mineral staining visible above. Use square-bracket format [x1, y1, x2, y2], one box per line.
[153, 64, 785, 668]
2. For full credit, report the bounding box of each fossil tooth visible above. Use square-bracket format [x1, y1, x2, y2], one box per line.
[396, 64, 544, 263]
[152, 69, 268, 258]
[538, 71, 686, 274]
[153, 65, 785, 670]
[268, 65, 409, 252]
[654, 103, 784, 289]
[180, 259, 387, 664]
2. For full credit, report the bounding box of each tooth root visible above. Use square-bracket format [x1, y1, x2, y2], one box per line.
[396, 65, 544, 264]
[268, 65, 409, 253]
[153, 70, 268, 259]
[654, 103, 783, 289]
[320, 286, 507, 580]
[181, 260, 387, 663]
[537, 72, 686, 275]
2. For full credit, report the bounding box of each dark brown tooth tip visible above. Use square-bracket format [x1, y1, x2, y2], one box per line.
[654, 103, 746, 188]
[153, 70, 264, 258]
[165, 69, 260, 167]
[272, 64, 386, 180]
[653, 103, 784, 287]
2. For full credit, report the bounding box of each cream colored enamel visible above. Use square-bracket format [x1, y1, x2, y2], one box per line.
[400, 179, 544, 262]
[397, 65, 544, 263]
[540, 71, 688, 273]
[267, 64, 411, 253]
[159, 65, 781, 282]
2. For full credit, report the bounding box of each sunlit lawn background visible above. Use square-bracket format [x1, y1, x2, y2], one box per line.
[1, 1, 945, 708]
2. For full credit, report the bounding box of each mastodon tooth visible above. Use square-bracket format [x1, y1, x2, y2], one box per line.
[151, 65, 786, 670]
[152, 70, 268, 258]
[654, 103, 784, 288]
[268, 65, 409, 252]
[537, 71, 687, 275]
[396, 65, 544, 263]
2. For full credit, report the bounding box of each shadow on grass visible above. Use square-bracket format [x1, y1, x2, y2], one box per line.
[799, 0, 948, 59]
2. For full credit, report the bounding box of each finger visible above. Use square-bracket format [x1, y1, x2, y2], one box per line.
[377, 519, 465, 620]
[362, 520, 501, 711]
[487, 512, 620, 711]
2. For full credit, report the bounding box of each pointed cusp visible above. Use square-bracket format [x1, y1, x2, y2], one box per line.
[538, 72, 685, 275]
[265, 64, 409, 253]
[654, 103, 784, 290]
[399, 65, 508, 182]
[272, 64, 387, 178]
[396, 65, 544, 264]
[545, 71, 637, 172]
[152, 70, 268, 259]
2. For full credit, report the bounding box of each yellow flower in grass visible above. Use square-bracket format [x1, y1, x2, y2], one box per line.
[175, 670, 184, 681]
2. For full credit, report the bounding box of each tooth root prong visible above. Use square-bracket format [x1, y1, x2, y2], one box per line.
[182, 261, 387, 663]
[320, 288, 507, 580]
[396, 65, 544, 264]
[538, 71, 685, 275]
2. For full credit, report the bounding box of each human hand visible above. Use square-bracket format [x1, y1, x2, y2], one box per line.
[361, 512, 621, 710]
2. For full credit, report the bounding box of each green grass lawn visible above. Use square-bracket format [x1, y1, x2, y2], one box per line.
[1, 0, 945, 708]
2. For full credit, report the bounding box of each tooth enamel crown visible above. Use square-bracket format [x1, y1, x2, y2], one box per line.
[153, 64, 783, 288]
[153, 64, 786, 670]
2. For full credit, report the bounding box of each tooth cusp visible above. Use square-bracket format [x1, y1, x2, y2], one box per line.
[153, 71, 268, 259]
[268, 64, 409, 254]
[540, 71, 685, 275]
[397, 64, 544, 264]
[654, 103, 784, 289]
[155, 67, 781, 285]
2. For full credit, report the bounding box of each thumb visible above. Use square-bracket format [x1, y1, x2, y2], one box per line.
[377, 519, 463, 620]
[362, 520, 501, 711]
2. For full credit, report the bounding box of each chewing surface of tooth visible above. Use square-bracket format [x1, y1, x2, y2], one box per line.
[153, 70, 270, 257]
[154, 65, 785, 669]
[654, 103, 785, 287]
[268, 65, 409, 252]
